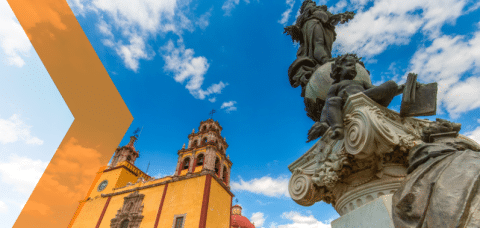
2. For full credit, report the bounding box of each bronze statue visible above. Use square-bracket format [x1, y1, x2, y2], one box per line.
[284, 0, 354, 96]
[392, 119, 480, 228]
[307, 54, 404, 141]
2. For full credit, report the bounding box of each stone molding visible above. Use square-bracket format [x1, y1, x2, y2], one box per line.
[102, 171, 234, 198]
[288, 93, 432, 212]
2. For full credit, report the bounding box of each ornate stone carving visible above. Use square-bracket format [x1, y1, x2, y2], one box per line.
[110, 191, 145, 228]
[288, 93, 431, 214]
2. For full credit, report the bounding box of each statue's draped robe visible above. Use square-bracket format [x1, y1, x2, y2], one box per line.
[392, 143, 480, 228]
[288, 10, 336, 96]
[297, 12, 335, 64]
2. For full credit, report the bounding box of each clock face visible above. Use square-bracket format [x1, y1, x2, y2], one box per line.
[97, 180, 108, 192]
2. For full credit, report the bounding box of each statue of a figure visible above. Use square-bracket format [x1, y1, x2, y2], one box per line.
[307, 54, 404, 141]
[284, 0, 354, 95]
[392, 120, 480, 227]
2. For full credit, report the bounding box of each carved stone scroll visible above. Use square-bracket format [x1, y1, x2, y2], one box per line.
[288, 92, 432, 214]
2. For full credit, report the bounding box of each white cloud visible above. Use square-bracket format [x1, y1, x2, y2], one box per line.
[97, 18, 113, 37]
[230, 175, 289, 197]
[279, 0, 295, 25]
[0, 201, 7, 213]
[329, 0, 348, 14]
[115, 34, 153, 72]
[465, 125, 480, 144]
[269, 211, 332, 228]
[0, 154, 49, 194]
[334, 0, 468, 57]
[196, 9, 212, 30]
[407, 30, 480, 118]
[222, 0, 250, 16]
[0, 0, 32, 67]
[465, 1, 480, 14]
[209, 97, 217, 103]
[68, 0, 212, 72]
[0, 114, 43, 145]
[251, 212, 266, 227]
[162, 40, 228, 100]
[220, 101, 238, 113]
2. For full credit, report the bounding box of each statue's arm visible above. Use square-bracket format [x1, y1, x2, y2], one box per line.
[328, 11, 355, 26]
[326, 84, 339, 99]
[363, 81, 375, 90]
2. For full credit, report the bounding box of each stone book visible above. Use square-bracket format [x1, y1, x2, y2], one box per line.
[400, 74, 437, 117]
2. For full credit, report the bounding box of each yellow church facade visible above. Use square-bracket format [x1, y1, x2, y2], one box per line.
[69, 119, 234, 228]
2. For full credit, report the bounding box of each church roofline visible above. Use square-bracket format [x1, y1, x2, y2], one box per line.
[101, 170, 234, 198]
[199, 119, 223, 131]
[104, 161, 150, 180]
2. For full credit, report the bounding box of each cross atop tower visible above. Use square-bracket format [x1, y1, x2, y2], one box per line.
[209, 109, 216, 119]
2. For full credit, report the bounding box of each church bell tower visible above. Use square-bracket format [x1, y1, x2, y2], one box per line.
[175, 119, 232, 187]
[109, 136, 140, 168]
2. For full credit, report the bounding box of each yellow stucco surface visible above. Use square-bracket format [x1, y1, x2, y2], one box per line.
[194, 165, 203, 173]
[71, 197, 107, 228]
[116, 168, 142, 188]
[158, 175, 206, 228]
[206, 179, 232, 228]
[98, 195, 124, 228]
[138, 186, 165, 228]
[88, 168, 138, 199]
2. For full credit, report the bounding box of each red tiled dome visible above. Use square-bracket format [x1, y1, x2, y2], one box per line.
[231, 214, 255, 228]
[231, 204, 255, 228]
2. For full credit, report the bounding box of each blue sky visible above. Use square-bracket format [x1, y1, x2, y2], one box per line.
[2, 0, 480, 227]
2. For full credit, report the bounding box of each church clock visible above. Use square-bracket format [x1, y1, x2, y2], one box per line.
[97, 180, 108, 192]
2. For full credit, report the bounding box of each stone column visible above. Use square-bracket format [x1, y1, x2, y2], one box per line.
[203, 146, 216, 172]
[189, 152, 196, 173]
[175, 156, 182, 176]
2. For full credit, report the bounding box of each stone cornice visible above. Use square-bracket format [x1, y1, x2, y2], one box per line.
[187, 130, 229, 149]
[199, 119, 223, 131]
[101, 170, 234, 198]
[104, 162, 150, 180]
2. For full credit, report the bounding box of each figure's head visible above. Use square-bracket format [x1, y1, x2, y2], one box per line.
[331, 54, 364, 83]
[300, 0, 316, 14]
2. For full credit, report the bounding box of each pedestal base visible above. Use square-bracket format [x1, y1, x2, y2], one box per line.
[331, 194, 394, 228]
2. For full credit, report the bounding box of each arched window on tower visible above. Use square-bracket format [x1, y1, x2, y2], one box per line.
[182, 157, 190, 170]
[215, 158, 220, 176]
[223, 166, 228, 184]
[196, 154, 204, 166]
[203, 137, 208, 145]
[193, 140, 198, 147]
[202, 126, 207, 131]
[127, 155, 132, 162]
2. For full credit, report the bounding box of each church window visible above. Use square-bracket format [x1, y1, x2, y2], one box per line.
[127, 155, 132, 162]
[203, 138, 207, 144]
[172, 214, 186, 228]
[215, 158, 220, 175]
[182, 157, 190, 170]
[202, 126, 206, 131]
[223, 166, 228, 183]
[196, 154, 204, 166]
[193, 140, 198, 146]
[175, 217, 183, 228]
[120, 220, 129, 228]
